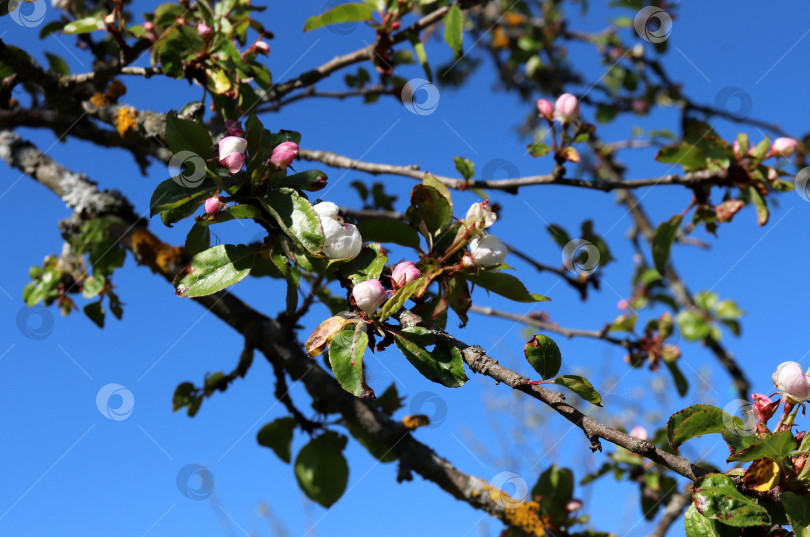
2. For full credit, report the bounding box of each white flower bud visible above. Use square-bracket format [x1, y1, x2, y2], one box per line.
[469, 234, 508, 267]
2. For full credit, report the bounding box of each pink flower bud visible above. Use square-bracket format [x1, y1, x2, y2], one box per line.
[771, 137, 798, 158]
[554, 93, 579, 124]
[143, 21, 154, 31]
[617, 299, 629, 311]
[773, 361, 810, 403]
[732, 139, 741, 159]
[224, 119, 244, 137]
[565, 499, 583, 512]
[536, 98, 554, 120]
[254, 41, 270, 55]
[751, 393, 778, 424]
[469, 233, 508, 267]
[218, 136, 247, 174]
[352, 278, 387, 315]
[196, 22, 212, 39]
[629, 426, 649, 441]
[270, 141, 298, 168]
[391, 261, 421, 289]
[204, 196, 223, 215]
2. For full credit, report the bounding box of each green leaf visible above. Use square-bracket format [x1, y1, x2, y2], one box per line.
[782, 491, 810, 537]
[260, 188, 324, 255]
[278, 169, 328, 192]
[443, 4, 463, 56]
[83, 301, 105, 328]
[63, 16, 104, 34]
[531, 465, 575, 524]
[394, 327, 467, 388]
[683, 504, 738, 537]
[165, 115, 214, 160]
[666, 405, 743, 449]
[355, 219, 421, 250]
[464, 271, 549, 303]
[692, 473, 770, 527]
[172, 382, 195, 412]
[409, 35, 432, 82]
[328, 329, 368, 397]
[553, 375, 602, 406]
[453, 156, 475, 180]
[722, 429, 760, 455]
[150, 176, 217, 219]
[185, 222, 211, 256]
[378, 278, 422, 321]
[294, 431, 349, 508]
[405, 184, 453, 238]
[524, 335, 561, 380]
[303, 2, 373, 32]
[174, 244, 255, 297]
[257, 417, 296, 463]
[81, 275, 105, 299]
[338, 243, 387, 284]
[664, 359, 689, 397]
[727, 430, 796, 462]
[748, 186, 769, 226]
[652, 214, 682, 275]
[44, 53, 70, 76]
[655, 143, 708, 171]
[676, 310, 711, 341]
[346, 422, 397, 463]
[527, 143, 552, 157]
[715, 300, 744, 320]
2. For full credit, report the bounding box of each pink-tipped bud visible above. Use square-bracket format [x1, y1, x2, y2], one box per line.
[733, 139, 741, 159]
[143, 21, 154, 31]
[773, 361, 810, 403]
[751, 393, 779, 424]
[554, 93, 579, 124]
[565, 499, 583, 513]
[196, 22, 212, 39]
[218, 136, 247, 174]
[771, 137, 798, 158]
[352, 278, 387, 315]
[254, 41, 270, 55]
[617, 299, 629, 311]
[224, 119, 244, 137]
[204, 196, 224, 215]
[391, 261, 421, 289]
[536, 98, 554, 120]
[270, 141, 299, 168]
[629, 426, 649, 441]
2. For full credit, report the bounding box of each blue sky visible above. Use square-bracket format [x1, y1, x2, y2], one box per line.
[2, 2, 810, 536]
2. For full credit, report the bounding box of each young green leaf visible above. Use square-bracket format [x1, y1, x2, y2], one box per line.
[443, 4, 464, 57]
[165, 115, 214, 160]
[527, 143, 552, 157]
[692, 473, 770, 527]
[257, 417, 296, 463]
[553, 375, 602, 406]
[748, 186, 769, 226]
[464, 271, 550, 303]
[524, 335, 561, 380]
[260, 188, 324, 255]
[303, 3, 373, 32]
[782, 491, 810, 537]
[453, 156, 475, 180]
[174, 244, 255, 297]
[726, 430, 795, 463]
[683, 504, 738, 537]
[394, 327, 467, 388]
[294, 431, 349, 507]
[328, 328, 369, 397]
[666, 405, 743, 449]
[652, 214, 682, 275]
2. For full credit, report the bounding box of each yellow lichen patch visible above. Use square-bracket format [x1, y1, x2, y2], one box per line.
[503, 12, 526, 26]
[115, 106, 138, 138]
[105, 79, 126, 102]
[492, 26, 509, 49]
[130, 228, 186, 275]
[481, 484, 552, 536]
[90, 92, 109, 107]
[743, 458, 781, 492]
[401, 414, 430, 430]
